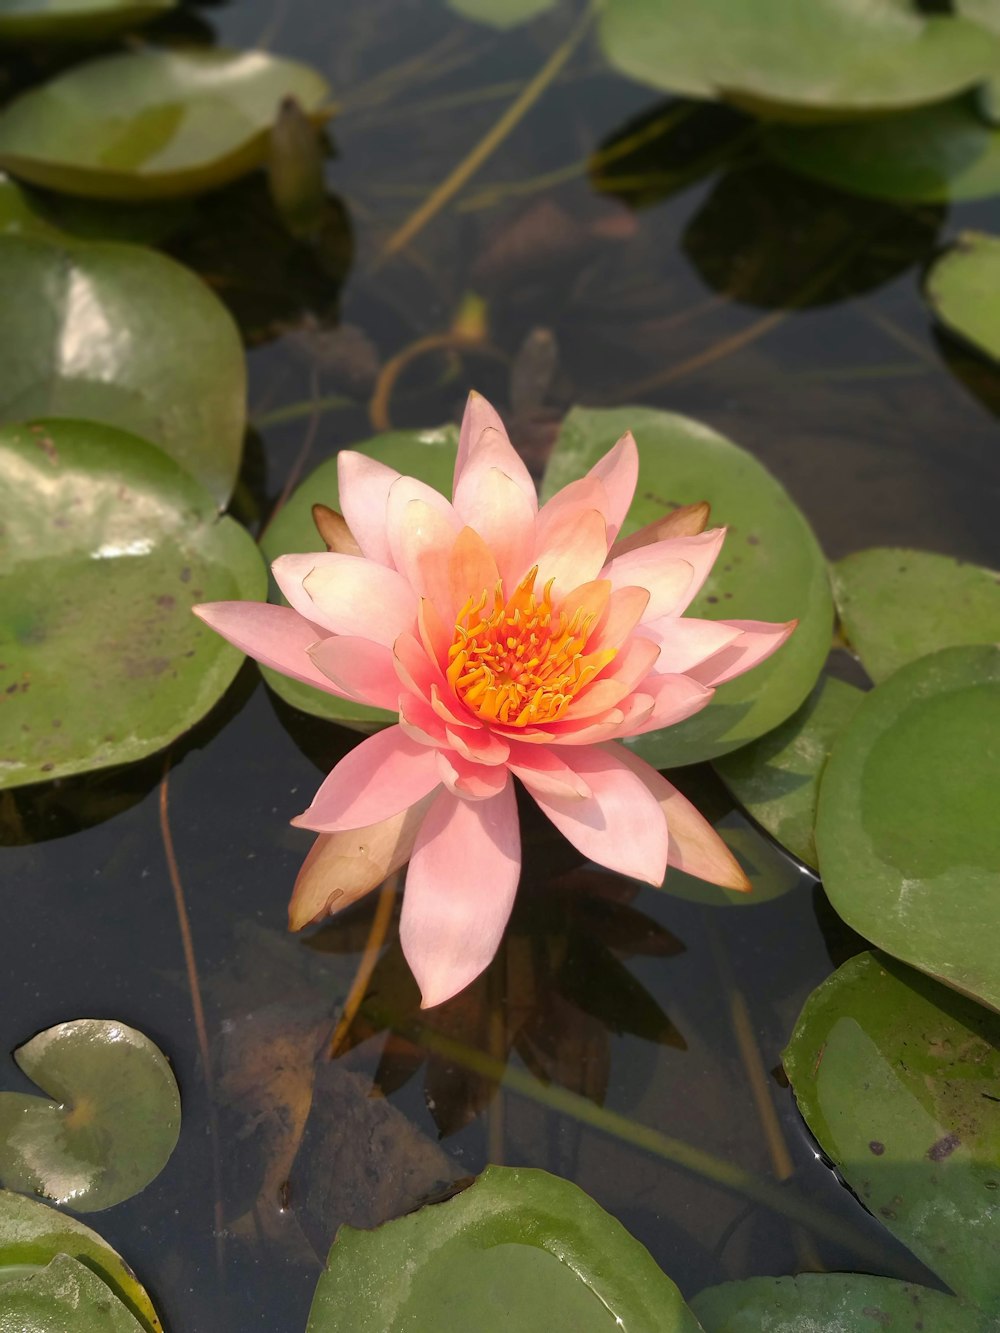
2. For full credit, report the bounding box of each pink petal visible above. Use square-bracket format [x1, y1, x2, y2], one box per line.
[639, 617, 742, 675]
[535, 476, 610, 542]
[520, 743, 668, 885]
[291, 726, 440, 833]
[307, 636, 402, 710]
[685, 619, 798, 687]
[588, 585, 650, 653]
[337, 451, 401, 567]
[603, 550, 695, 621]
[390, 498, 461, 608]
[615, 749, 749, 891]
[585, 430, 639, 543]
[455, 391, 508, 484]
[627, 673, 715, 735]
[534, 507, 609, 595]
[401, 782, 521, 1008]
[274, 552, 415, 646]
[505, 742, 591, 799]
[436, 750, 510, 799]
[445, 724, 510, 766]
[399, 691, 449, 747]
[453, 464, 536, 590]
[568, 637, 660, 719]
[192, 601, 351, 698]
[454, 394, 535, 510]
[448, 527, 501, 615]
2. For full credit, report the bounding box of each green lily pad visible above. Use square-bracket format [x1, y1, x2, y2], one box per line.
[0, 173, 193, 246]
[307, 1165, 702, 1332]
[783, 951, 1000, 1309]
[832, 547, 1000, 683]
[0, 233, 245, 507]
[0, 1018, 180, 1212]
[0, 1253, 146, 1332]
[0, 0, 173, 44]
[598, 0, 1000, 120]
[0, 419, 266, 789]
[542, 407, 832, 767]
[715, 676, 865, 868]
[815, 645, 1000, 1012]
[926, 231, 1000, 363]
[764, 97, 1000, 202]
[259, 427, 458, 729]
[445, 0, 556, 27]
[692, 1273, 991, 1332]
[0, 47, 331, 200]
[0, 1190, 161, 1332]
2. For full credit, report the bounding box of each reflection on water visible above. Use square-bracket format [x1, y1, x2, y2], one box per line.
[2, 0, 998, 1328]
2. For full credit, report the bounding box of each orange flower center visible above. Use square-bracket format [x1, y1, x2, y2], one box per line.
[446, 567, 616, 728]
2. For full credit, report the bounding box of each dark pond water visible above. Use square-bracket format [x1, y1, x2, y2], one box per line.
[2, 2, 1000, 1330]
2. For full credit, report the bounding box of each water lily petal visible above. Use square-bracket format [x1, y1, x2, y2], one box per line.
[685, 618, 797, 686]
[307, 636, 402, 710]
[610, 500, 711, 558]
[588, 585, 651, 653]
[192, 601, 349, 697]
[569, 637, 660, 718]
[391, 497, 461, 607]
[453, 464, 536, 590]
[506, 742, 591, 799]
[627, 673, 715, 735]
[455, 392, 510, 484]
[436, 749, 510, 799]
[312, 505, 362, 556]
[454, 394, 536, 512]
[585, 430, 639, 542]
[337, 450, 401, 567]
[603, 549, 695, 621]
[639, 616, 742, 675]
[274, 552, 415, 646]
[401, 781, 521, 1008]
[534, 506, 609, 595]
[291, 726, 440, 832]
[444, 723, 510, 766]
[449, 526, 501, 614]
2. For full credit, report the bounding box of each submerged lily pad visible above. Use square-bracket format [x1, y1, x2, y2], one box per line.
[783, 951, 1000, 1310]
[259, 427, 458, 728]
[0, 47, 331, 200]
[715, 675, 864, 868]
[926, 231, 1000, 363]
[0, 419, 266, 789]
[0, 0, 174, 44]
[445, 0, 556, 27]
[307, 1165, 702, 1332]
[0, 1253, 146, 1332]
[543, 407, 832, 767]
[693, 1273, 990, 1332]
[815, 645, 1000, 1012]
[0, 233, 246, 507]
[0, 1018, 180, 1212]
[0, 1190, 161, 1332]
[598, 0, 1000, 120]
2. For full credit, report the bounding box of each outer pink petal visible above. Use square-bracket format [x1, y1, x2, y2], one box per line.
[455, 395, 536, 511]
[291, 726, 441, 832]
[685, 619, 797, 687]
[520, 743, 668, 885]
[401, 782, 521, 1008]
[603, 550, 695, 621]
[337, 451, 401, 567]
[616, 749, 750, 891]
[273, 552, 415, 646]
[627, 673, 715, 735]
[454, 391, 510, 492]
[307, 636, 402, 710]
[585, 430, 639, 543]
[453, 464, 535, 590]
[639, 617, 742, 675]
[192, 601, 351, 698]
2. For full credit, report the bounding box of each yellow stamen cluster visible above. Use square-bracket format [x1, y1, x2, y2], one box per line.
[447, 567, 616, 728]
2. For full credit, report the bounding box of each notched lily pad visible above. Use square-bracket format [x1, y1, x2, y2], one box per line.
[0, 0, 174, 44]
[926, 231, 1000, 364]
[0, 419, 266, 789]
[307, 1165, 702, 1332]
[0, 1252, 146, 1332]
[0, 1018, 180, 1212]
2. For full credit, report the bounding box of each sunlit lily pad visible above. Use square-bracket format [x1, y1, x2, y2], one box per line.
[693, 1273, 990, 1332]
[543, 407, 832, 767]
[0, 419, 266, 789]
[0, 47, 331, 200]
[783, 951, 1000, 1309]
[259, 427, 458, 728]
[832, 547, 1000, 683]
[0, 1253, 146, 1332]
[0, 233, 246, 507]
[307, 1165, 702, 1332]
[445, 0, 556, 27]
[764, 98, 1000, 202]
[0, 1190, 161, 1331]
[598, 0, 1000, 120]
[0, 0, 174, 44]
[815, 645, 1000, 1012]
[715, 676, 864, 868]
[926, 231, 1000, 363]
[0, 1018, 180, 1212]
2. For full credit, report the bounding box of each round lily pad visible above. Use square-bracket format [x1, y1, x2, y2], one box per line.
[0, 1190, 161, 1332]
[543, 407, 832, 767]
[926, 231, 1000, 363]
[0, 233, 246, 507]
[259, 426, 458, 729]
[0, 1018, 180, 1212]
[783, 951, 1000, 1309]
[307, 1165, 702, 1332]
[0, 419, 266, 789]
[0, 0, 174, 44]
[832, 547, 1000, 683]
[0, 47, 331, 200]
[0, 1253, 146, 1332]
[597, 0, 1000, 120]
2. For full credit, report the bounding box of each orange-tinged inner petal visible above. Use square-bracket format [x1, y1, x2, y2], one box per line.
[447, 567, 617, 728]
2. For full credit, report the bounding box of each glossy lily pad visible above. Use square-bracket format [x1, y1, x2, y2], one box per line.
[926, 231, 1000, 363]
[815, 645, 1000, 1012]
[764, 98, 1000, 202]
[445, 0, 556, 26]
[0, 1018, 180, 1212]
[0, 233, 245, 507]
[0, 1190, 161, 1332]
[783, 951, 1000, 1309]
[715, 676, 865, 868]
[307, 1165, 702, 1332]
[598, 0, 1000, 120]
[693, 1273, 990, 1332]
[543, 407, 832, 767]
[0, 47, 331, 200]
[0, 419, 266, 789]
[832, 547, 1000, 683]
[0, 1253, 146, 1332]
[0, 0, 173, 44]
[259, 427, 458, 728]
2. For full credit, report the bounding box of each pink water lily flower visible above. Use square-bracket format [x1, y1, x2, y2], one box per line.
[195, 394, 794, 1007]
